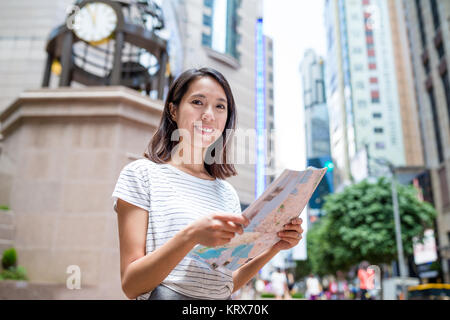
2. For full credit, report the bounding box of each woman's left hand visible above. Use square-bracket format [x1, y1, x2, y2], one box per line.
[272, 217, 303, 252]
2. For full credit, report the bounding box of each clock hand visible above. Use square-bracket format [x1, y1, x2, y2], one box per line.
[86, 4, 96, 26]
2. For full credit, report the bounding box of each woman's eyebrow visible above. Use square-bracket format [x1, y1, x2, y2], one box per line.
[190, 93, 227, 103]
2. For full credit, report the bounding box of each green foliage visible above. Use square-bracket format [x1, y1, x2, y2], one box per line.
[294, 259, 312, 280]
[0, 266, 28, 281]
[260, 292, 276, 298]
[291, 292, 305, 299]
[307, 177, 437, 275]
[2, 248, 17, 270]
[0, 205, 10, 211]
[0, 248, 28, 281]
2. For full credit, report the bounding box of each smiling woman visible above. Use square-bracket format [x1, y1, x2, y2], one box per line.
[111, 67, 304, 300]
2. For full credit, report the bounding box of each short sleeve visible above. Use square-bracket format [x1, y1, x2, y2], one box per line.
[111, 159, 151, 213]
[222, 180, 242, 214]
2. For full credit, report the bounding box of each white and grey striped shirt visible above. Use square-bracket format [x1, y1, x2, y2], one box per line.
[111, 158, 242, 300]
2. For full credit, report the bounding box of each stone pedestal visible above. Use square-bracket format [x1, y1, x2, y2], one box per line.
[0, 86, 163, 299]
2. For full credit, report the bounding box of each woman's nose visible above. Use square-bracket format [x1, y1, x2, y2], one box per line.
[201, 105, 215, 121]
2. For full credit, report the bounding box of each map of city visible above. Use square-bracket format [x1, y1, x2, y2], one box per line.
[187, 167, 328, 271]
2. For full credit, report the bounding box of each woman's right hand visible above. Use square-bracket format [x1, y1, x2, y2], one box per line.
[186, 213, 250, 247]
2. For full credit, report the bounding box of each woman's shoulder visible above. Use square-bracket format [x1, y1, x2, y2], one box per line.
[121, 158, 163, 179]
[217, 179, 237, 193]
[217, 179, 241, 202]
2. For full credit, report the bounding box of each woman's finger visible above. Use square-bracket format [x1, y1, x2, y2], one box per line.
[224, 221, 244, 234]
[219, 230, 236, 239]
[290, 217, 303, 225]
[283, 224, 303, 233]
[278, 230, 302, 240]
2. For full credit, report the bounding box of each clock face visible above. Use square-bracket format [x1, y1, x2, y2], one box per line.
[73, 2, 118, 44]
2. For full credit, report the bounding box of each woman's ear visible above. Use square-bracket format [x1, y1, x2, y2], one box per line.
[169, 103, 177, 121]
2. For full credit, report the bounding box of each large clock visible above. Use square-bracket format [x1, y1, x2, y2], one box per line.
[43, 0, 171, 99]
[73, 2, 118, 44]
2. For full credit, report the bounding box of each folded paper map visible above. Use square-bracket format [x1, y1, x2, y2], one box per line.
[187, 167, 328, 271]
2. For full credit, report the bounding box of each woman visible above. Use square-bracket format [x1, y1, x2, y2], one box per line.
[112, 67, 304, 300]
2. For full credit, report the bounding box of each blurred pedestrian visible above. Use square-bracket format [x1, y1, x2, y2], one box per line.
[285, 270, 295, 295]
[357, 261, 375, 300]
[306, 274, 322, 300]
[329, 275, 338, 300]
[336, 270, 349, 300]
[270, 268, 288, 299]
[255, 275, 265, 298]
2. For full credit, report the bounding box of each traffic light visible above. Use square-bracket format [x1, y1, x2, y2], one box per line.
[324, 160, 334, 171]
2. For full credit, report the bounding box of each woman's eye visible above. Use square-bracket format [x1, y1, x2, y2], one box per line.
[217, 105, 226, 110]
[192, 100, 202, 105]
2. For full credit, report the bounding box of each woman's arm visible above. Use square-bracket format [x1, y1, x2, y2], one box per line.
[232, 246, 280, 293]
[117, 198, 248, 299]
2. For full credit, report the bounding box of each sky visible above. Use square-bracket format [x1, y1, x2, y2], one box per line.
[263, 0, 327, 172]
[261, 1, 327, 262]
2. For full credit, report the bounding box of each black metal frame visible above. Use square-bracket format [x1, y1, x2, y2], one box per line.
[42, 0, 170, 100]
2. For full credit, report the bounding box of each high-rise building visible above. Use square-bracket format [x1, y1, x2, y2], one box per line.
[403, 0, 450, 283]
[324, 0, 423, 190]
[324, 0, 352, 189]
[300, 49, 334, 221]
[264, 35, 276, 187]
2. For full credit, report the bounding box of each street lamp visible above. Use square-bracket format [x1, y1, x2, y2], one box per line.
[374, 158, 408, 299]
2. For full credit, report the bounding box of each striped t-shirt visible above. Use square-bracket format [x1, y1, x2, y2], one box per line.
[111, 158, 242, 300]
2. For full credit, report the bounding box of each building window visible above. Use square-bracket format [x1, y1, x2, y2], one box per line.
[374, 127, 384, 133]
[437, 43, 445, 59]
[375, 142, 385, 150]
[424, 58, 431, 74]
[202, 0, 241, 60]
[430, 0, 441, 30]
[415, 0, 427, 48]
[442, 73, 450, 126]
[203, 13, 212, 27]
[371, 90, 380, 103]
[428, 88, 444, 163]
[370, 77, 378, 83]
[439, 166, 449, 207]
[369, 63, 377, 70]
[373, 112, 382, 118]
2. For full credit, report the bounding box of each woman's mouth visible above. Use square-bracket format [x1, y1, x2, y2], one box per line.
[194, 125, 215, 135]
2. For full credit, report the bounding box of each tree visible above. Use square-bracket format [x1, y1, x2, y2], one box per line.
[306, 177, 437, 275]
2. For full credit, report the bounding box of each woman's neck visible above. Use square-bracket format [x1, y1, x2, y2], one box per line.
[168, 145, 215, 179]
[168, 142, 213, 177]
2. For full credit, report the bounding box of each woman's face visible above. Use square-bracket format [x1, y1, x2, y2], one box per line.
[171, 76, 229, 151]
